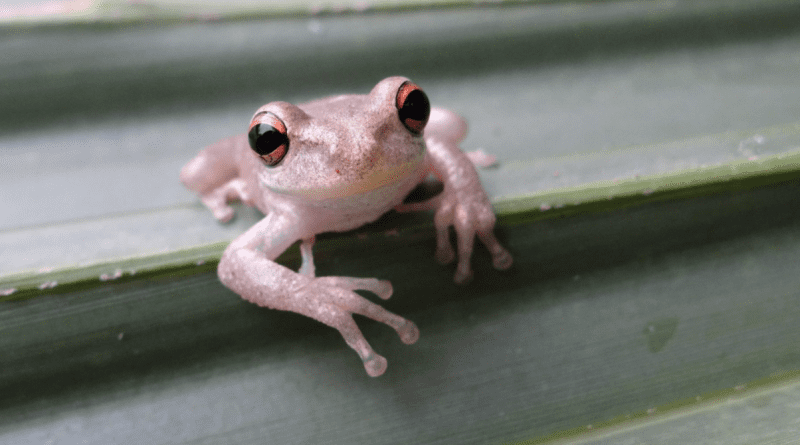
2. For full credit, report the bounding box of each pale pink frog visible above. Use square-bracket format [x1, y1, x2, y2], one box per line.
[181, 77, 512, 376]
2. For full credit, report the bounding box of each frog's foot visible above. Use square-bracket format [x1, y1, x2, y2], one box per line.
[431, 194, 514, 285]
[396, 184, 513, 283]
[308, 277, 419, 376]
[201, 194, 235, 223]
[465, 149, 498, 168]
[200, 179, 251, 223]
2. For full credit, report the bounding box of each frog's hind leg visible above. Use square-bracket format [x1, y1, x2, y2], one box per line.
[181, 137, 246, 222]
[426, 107, 468, 144]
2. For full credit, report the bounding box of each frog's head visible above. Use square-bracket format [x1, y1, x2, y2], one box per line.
[248, 76, 430, 201]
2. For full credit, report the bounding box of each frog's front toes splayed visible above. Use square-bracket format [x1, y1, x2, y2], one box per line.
[312, 277, 419, 376]
[432, 197, 514, 284]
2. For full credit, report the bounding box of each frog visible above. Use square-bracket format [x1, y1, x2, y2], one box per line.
[180, 76, 513, 376]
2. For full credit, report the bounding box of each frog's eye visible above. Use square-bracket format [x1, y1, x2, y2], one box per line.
[248, 111, 289, 167]
[395, 81, 430, 135]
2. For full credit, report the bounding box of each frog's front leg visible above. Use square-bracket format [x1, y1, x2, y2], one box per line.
[218, 213, 418, 377]
[398, 107, 513, 284]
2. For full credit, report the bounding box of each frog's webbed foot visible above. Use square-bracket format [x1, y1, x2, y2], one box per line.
[199, 178, 251, 223]
[298, 277, 418, 376]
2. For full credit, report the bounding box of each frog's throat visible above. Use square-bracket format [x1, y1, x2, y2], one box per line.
[268, 154, 425, 201]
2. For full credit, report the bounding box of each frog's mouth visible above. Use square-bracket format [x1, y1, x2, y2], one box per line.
[268, 150, 426, 202]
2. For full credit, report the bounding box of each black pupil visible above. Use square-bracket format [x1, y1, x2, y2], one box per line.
[248, 124, 287, 156]
[400, 89, 430, 123]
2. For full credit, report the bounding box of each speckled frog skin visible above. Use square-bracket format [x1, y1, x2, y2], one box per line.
[181, 77, 512, 376]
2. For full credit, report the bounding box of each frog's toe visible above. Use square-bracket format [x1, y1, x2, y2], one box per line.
[335, 316, 388, 376]
[492, 248, 513, 270]
[478, 231, 513, 271]
[453, 263, 474, 285]
[363, 353, 388, 377]
[213, 206, 235, 223]
[396, 320, 420, 345]
[433, 207, 456, 264]
[352, 278, 392, 300]
[465, 149, 498, 168]
[200, 194, 235, 223]
[317, 277, 393, 300]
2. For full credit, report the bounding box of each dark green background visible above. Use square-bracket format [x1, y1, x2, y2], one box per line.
[2, 1, 800, 443]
